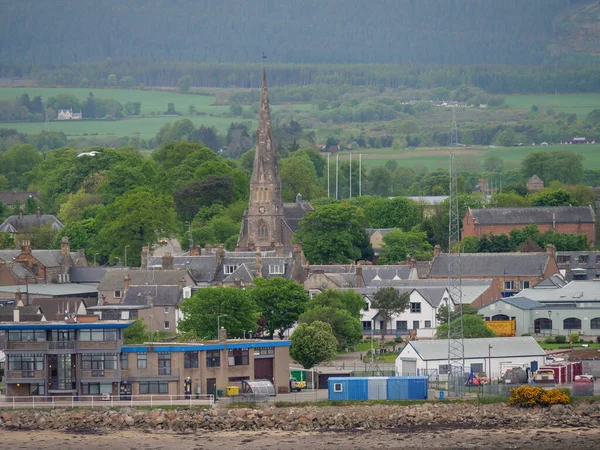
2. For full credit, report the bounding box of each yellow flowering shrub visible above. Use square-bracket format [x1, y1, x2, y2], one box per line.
[509, 386, 571, 408]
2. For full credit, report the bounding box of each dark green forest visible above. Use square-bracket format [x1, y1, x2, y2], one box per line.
[0, 0, 592, 66]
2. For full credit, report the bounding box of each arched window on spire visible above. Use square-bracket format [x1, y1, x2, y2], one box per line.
[258, 220, 268, 239]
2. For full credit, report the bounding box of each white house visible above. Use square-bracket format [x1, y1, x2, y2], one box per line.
[395, 336, 547, 379]
[57, 109, 82, 120]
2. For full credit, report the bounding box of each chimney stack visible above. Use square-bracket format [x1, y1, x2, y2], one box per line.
[13, 308, 20, 322]
[36, 207, 41, 218]
[162, 252, 174, 270]
[546, 244, 556, 259]
[216, 245, 225, 266]
[60, 236, 71, 272]
[218, 326, 227, 342]
[190, 245, 200, 256]
[141, 246, 149, 269]
[19, 207, 23, 220]
[204, 243, 212, 254]
[355, 264, 365, 288]
[255, 249, 263, 278]
[21, 240, 31, 255]
[124, 273, 131, 291]
[15, 288, 22, 305]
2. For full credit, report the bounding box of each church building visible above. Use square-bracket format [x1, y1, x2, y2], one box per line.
[236, 68, 313, 250]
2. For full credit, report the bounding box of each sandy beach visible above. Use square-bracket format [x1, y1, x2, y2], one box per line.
[4, 427, 600, 450]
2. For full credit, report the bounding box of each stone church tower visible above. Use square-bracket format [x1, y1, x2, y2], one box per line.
[237, 68, 286, 249]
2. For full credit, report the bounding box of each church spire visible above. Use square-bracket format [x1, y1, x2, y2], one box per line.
[251, 66, 279, 183]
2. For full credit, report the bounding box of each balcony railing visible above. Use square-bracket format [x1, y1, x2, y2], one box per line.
[48, 341, 76, 350]
[5, 341, 48, 351]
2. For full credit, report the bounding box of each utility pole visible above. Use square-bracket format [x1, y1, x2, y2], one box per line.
[447, 109, 465, 397]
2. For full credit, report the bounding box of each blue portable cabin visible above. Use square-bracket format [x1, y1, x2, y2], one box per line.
[387, 376, 428, 400]
[328, 376, 429, 401]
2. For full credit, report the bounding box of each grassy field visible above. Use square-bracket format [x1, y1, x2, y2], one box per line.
[505, 93, 600, 118]
[336, 143, 600, 171]
[0, 87, 311, 138]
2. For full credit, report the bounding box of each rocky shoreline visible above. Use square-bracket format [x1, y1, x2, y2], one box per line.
[1, 401, 599, 432]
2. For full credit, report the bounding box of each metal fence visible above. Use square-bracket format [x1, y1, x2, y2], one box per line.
[0, 394, 214, 409]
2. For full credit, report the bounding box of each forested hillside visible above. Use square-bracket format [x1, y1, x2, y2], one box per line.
[0, 0, 591, 66]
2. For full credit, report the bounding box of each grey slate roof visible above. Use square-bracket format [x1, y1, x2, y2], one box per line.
[0, 284, 98, 297]
[0, 190, 39, 206]
[98, 269, 190, 291]
[0, 250, 21, 262]
[30, 298, 88, 319]
[9, 264, 36, 279]
[0, 214, 64, 233]
[534, 274, 568, 288]
[362, 266, 413, 283]
[69, 267, 109, 283]
[484, 296, 545, 310]
[283, 201, 314, 232]
[404, 336, 545, 361]
[346, 286, 447, 308]
[0, 305, 45, 322]
[365, 228, 395, 238]
[148, 255, 217, 283]
[516, 281, 600, 302]
[469, 206, 595, 225]
[122, 285, 182, 307]
[429, 253, 549, 277]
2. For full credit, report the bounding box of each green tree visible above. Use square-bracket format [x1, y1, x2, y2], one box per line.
[55, 218, 98, 251]
[178, 75, 192, 93]
[94, 187, 177, 266]
[299, 306, 362, 350]
[107, 74, 117, 86]
[290, 321, 338, 369]
[252, 278, 309, 339]
[379, 226, 433, 264]
[368, 167, 393, 197]
[295, 202, 373, 264]
[309, 289, 365, 318]
[30, 222, 59, 249]
[489, 192, 530, 207]
[124, 318, 149, 344]
[530, 188, 578, 206]
[482, 155, 505, 172]
[0, 144, 42, 188]
[371, 287, 410, 334]
[179, 287, 260, 339]
[23, 196, 40, 214]
[436, 314, 496, 339]
[120, 76, 134, 88]
[279, 153, 322, 202]
[522, 151, 584, 185]
[435, 303, 482, 325]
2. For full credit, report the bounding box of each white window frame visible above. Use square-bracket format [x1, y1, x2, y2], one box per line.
[333, 383, 343, 392]
[120, 311, 130, 320]
[504, 281, 514, 291]
[224, 265, 238, 275]
[519, 280, 530, 290]
[163, 307, 169, 314]
[410, 302, 421, 313]
[269, 264, 285, 275]
[114, 290, 121, 298]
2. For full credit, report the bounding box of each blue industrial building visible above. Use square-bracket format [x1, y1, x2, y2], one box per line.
[327, 376, 428, 401]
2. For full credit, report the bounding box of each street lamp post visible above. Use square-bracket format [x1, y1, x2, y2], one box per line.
[488, 344, 493, 379]
[217, 314, 227, 339]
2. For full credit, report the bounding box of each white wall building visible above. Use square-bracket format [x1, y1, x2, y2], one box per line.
[395, 336, 547, 379]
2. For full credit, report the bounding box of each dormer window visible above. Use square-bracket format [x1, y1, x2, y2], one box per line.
[114, 290, 121, 298]
[224, 265, 238, 275]
[269, 264, 285, 275]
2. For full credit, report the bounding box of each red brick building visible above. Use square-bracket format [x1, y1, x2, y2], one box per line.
[462, 206, 596, 247]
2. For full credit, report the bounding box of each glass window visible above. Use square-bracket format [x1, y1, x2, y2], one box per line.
[519, 280, 530, 290]
[206, 350, 220, 367]
[163, 307, 169, 313]
[137, 353, 147, 369]
[557, 255, 569, 263]
[412, 321, 419, 330]
[334, 383, 343, 392]
[184, 352, 198, 368]
[158, 353, 171, 375]
[104, 330, 117, 341]
[563, 318, 582, 329]
[228, 349, 249, 366]
[362, 321, 372, 331]
[224, 265, 238, 274]
[164, 321, 170, 329]
[114, 290, 122, 298]
[254, 347, 274, 356]
[591, 318, 600, 330]
[396, 321, 407, 331]
[121, 311, 130, 320]
[471, 363, 484, 374]
[29, 383, 45, 396]
[269, 264, 285, 275]
[8, 330, 45, 341]
[120, 353, 129, 369]
[579, 255, 589, 264]
[504, 281, 514, 290]
[425, 320, 432, 328]
[139, 381, 168, 394]
[410, 303, 421, 313]
[8, 354, 44, 372]
[364, 302, 369, 311]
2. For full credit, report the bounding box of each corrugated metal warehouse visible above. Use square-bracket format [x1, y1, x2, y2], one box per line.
[395, 337, 547, 380]
[327, 376, 428, 401]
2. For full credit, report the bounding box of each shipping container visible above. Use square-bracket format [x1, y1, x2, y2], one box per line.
[328, 376, 428, 401]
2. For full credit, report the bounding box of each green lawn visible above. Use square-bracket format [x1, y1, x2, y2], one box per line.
[540, 343, 600, 350]
[0, 87, 310, 138]
[335, 143, 600, 170]
[505, 93, 600, 118]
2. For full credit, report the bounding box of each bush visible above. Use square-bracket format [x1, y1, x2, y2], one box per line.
[555, 335, 566, 344]
[544, 337, 555, 344]
[597, 336, 600, 344]
[521, 333, 531, 336]
[570, 332, 580, 344]
[509, 386, 571, 408]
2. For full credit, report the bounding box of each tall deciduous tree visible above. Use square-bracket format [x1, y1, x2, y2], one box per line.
[290, 321, 338, 369]
[252, 278, 309, 339]
[295, 202, 373, 264]
[371, 287, 410, 334]
[179, 287, 259, 339]
[124, 318, 149, 344]
[178, 75, 192, 93]
[299, 306, 362, 350]
[435, 304, 482, 325]
[94, 187, 177, 266]
[379, 226, 433, 264]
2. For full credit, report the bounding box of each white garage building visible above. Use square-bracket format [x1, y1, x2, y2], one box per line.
[395, 336, 547, 379]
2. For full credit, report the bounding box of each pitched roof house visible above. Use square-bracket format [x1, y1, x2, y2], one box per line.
[526, 175, 544, 192]
[463, 206, 596, 246]
[0, 209, 64, 241]
[0, 190, 40, 208]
